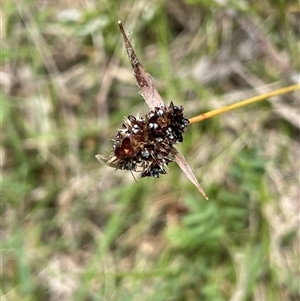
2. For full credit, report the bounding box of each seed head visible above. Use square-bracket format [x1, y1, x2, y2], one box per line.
[100, 102, 189, 178]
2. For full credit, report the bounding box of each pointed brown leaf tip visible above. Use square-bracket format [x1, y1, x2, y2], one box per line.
[117, 20, 164, 110]
[174, 151, 209, 200]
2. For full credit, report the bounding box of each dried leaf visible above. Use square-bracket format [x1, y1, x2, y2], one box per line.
[118, 20, 164, 110]
[174, 150, 209, 200]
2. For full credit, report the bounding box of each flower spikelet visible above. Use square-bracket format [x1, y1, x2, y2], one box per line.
[103, 102, 189, 178]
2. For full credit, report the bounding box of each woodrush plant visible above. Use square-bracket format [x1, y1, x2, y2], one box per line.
[96, 20, 300, 200]
[3, 4, 299, 300]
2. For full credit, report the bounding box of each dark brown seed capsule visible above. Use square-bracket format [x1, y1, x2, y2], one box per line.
[101, 102, 189, 177]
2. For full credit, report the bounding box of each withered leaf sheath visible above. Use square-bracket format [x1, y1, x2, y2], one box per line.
[96, 21, 208, 199]
[97, 102, 189, 178]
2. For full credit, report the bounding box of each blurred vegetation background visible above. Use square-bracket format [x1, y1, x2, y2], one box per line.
[2, 0, 299, 300]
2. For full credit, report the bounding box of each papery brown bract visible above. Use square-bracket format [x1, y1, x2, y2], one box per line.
[117, 20, 164, 110]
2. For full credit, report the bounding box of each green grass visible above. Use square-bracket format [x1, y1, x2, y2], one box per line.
[2, 0, 299, 300]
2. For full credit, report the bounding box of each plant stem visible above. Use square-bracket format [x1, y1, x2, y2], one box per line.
[189, 84, 300, 124]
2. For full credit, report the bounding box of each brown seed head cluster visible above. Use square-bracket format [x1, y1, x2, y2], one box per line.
[104, 102, 190, 178]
